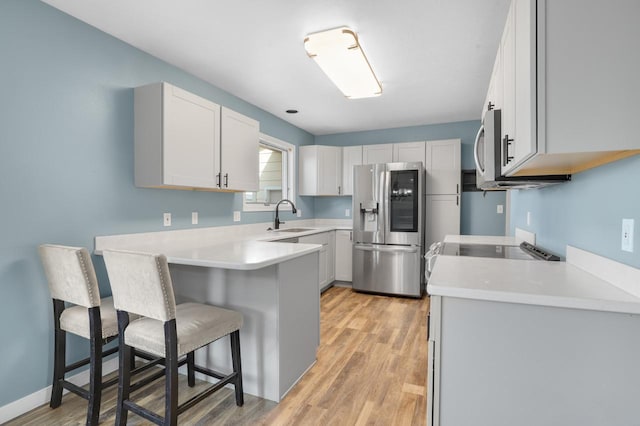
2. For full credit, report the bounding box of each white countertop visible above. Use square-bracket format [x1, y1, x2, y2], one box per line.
[95, 220, 352, 271]
[427, 253, 640, 315]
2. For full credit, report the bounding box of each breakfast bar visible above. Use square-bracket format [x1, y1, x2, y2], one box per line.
[95, 228, 323, 402]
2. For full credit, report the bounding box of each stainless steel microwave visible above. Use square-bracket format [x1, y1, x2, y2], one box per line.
[474, 109, 570, 190]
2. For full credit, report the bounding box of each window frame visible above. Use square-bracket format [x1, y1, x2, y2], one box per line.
[242, 133, 296, 212]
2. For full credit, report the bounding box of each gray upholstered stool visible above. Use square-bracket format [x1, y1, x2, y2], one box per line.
[103, 249, 244, 426]
[38, 244, 121, 426]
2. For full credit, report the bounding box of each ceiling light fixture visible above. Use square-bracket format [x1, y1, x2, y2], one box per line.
[304, 27, 382, 99]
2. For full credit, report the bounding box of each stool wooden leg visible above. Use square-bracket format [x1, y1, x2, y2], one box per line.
[165, 320, 179, 426]
[230, 330, 244, 406]
[50, 299, 65, 409]
[116, 311, 131, 426]
[87, 307, 103, 426]
[187, 352, 195, 387]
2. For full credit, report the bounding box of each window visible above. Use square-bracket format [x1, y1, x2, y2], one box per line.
[243, 133, 295, 212]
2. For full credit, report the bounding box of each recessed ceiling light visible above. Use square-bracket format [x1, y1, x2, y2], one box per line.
[304, 27, 382, 99]
[286, 109, 298, 114]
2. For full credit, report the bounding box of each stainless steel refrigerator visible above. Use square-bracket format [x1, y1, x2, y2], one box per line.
[352, 162, 424, 297]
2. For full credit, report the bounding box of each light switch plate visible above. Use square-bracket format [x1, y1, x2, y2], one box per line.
[191, 212, 198, 225]
[526, 212, 532, 226]
[497, 205, 504, 214]
[345, 208, 351, 217]
[297, 209, 302, 218]
[233, 211, 241, 222]
[622, 218, 634, 252]
[163, 213, 171, 227]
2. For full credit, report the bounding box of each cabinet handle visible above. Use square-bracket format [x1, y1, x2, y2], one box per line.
[456, 184, 459, 194]
[349, 231, 352, 241]
[502, 134, 514, 166]
[338, 185, 341, 195]
[487, 101, 495, 111]
[456, 196, 459, 206]
[216, 173, 221, 188]
[427, 313, 431, 340]
[224, 173, 229, 188]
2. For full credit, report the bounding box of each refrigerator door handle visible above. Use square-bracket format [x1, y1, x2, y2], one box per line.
[354, 244, 419, 254]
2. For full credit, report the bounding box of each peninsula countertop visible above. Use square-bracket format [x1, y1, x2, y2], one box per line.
[94, 221, 352, 270]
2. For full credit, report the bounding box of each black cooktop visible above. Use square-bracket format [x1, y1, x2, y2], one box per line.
[441, 241, 560, 261]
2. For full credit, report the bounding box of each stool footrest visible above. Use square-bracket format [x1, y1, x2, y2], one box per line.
[61, 380, 90, 401]
[177, 370, 238, 415]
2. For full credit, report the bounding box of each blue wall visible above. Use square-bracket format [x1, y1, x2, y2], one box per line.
[0, 0, 314, 407]
[314, 121, 507, 235]
[510, 155, 640, 267]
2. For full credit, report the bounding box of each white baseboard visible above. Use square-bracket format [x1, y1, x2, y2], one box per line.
[0, 357, 119, 424]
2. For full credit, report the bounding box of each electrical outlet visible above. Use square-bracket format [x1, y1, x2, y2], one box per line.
[497, 205, 504, 214]
[526, 211, 531, 226]
[163, 213, 171, 227]
[192, 212, 198, 225]
[345, 208, 351, 217]
[297, 209, 302, 218]
[233, 211, 241, 222]
[622, 218, 634, 252]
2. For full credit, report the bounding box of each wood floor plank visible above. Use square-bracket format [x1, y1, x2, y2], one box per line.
[8, 287, 429, 425]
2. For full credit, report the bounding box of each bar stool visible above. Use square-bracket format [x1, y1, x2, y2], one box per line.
[38, 244, 121, 425]
[102, 249, 244, 426]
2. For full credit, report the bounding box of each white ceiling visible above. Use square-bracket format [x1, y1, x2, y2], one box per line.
[42, 0, 510, 136]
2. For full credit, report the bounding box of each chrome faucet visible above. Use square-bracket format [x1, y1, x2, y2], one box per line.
[274, 199, 297, 230]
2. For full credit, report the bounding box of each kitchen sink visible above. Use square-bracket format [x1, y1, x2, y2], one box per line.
[274, 228, 314, 233]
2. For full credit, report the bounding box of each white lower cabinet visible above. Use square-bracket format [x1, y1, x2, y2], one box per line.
[335, 230, 353, 282]
[430, 295, 640, 426]
[299, 231, 335, 292]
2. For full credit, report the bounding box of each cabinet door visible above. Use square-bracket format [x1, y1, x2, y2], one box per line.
[163, 84, 221, 188]
[393, 141, 426, 164]
[500, 0, 516, 173]
[220, 107, 259, 191]
[318, 146, 342, 195]
[327, 231, 336, 283]
[481, 48, 503, 121]
[362, 143, 393, 164]
[318, 248, 328, 291]
[335, 230, 353, 281]
[501, 0, 537, 176]
[425, 194, 460, 247]
[342, 146, 363, 196]
[425, 139, 461, 195]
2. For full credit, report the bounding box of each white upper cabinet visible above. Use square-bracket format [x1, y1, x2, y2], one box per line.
[342, 145, 363, 196]
[393, 141, 426, 164]
[136, 82, 221, 189]
[487, 0, 640, 177]
[425, 139, 461, 195]
[134, 82, 259, 191]
[362, 143, 393, 164]
[220, 107, 259, 191]
[481, 49, 503, 121]
[500, 0, 536, 176]
[299, 145, 343, 196]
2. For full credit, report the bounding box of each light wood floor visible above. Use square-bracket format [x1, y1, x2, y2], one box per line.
[8, 287, 430, 425]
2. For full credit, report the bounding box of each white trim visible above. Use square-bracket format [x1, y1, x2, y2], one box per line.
[0, 357, 119, 424]
[243, 133, 297, 213]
